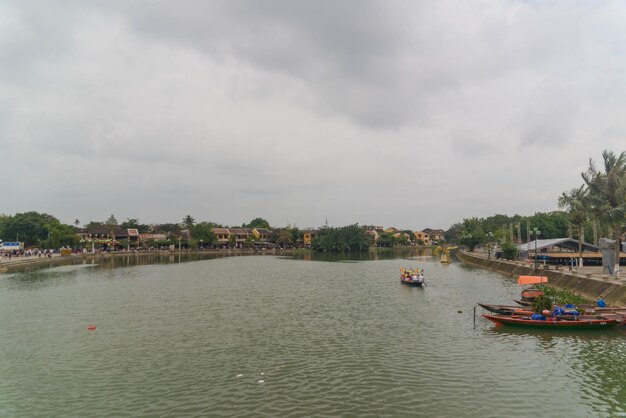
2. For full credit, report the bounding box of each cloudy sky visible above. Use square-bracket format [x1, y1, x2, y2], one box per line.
[1, 1, 625, 230]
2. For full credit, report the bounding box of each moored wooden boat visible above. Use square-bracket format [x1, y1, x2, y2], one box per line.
[512, 299, 626, 312]
[478, 303, 531, 315]
[483, 313, 626, 329]
[521, 288, 544, 301]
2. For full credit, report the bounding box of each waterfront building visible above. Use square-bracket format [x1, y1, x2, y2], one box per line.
[302, 229, 318, 247]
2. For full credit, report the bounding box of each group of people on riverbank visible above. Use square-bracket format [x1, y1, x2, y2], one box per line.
[1, 249, 55, 261]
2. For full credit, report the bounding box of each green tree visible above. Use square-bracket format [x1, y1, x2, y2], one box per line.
[105, 215, 118, 225]
[182, 215, 196, 241]
[376, 231, 397, 247]
[558, 185, 589, 267]
[0, 212, 78, 248]
[311, 224, 371, 252]
[121, 218, 140, 229]
[275, 229, 293, 247]
[460, 218, 486, 251]
[501, 239, 519, 260]
[582, 150, 626, 272]
[246, 218, 271, 228]
[182, 215, 195, 230]
[192, 222, 217, 247]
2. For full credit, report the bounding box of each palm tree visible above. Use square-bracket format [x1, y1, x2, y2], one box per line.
[182, 215, 195, 240]
[582, 150, 626, 274]
[558, 185, 588, 268]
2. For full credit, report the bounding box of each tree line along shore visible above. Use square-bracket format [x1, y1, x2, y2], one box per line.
[1, 150, 624, 260]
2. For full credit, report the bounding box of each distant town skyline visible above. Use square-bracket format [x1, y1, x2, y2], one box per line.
[2, 1, 625, 230]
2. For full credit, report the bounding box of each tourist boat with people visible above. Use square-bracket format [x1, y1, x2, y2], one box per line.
[482, 313, 626, 329]
[400, 268, 425, 287]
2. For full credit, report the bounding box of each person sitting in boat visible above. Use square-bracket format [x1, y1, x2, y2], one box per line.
[411, 274, 418, 282]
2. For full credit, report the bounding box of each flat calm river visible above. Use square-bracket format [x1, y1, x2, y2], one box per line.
[1, 251, 625, 417]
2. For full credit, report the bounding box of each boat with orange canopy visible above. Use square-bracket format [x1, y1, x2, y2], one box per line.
[518, 275, 547, 301]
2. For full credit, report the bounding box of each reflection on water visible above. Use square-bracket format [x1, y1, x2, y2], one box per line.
[0, 250, 625, 417]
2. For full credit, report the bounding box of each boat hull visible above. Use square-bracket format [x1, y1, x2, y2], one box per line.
[400, 279, 423, 287]
[478, 303, 529, 315]
[521, 288, 544, 301]
[483, 314, 623, 329]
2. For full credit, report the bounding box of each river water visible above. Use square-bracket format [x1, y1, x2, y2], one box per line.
[1, 250, 625, 417]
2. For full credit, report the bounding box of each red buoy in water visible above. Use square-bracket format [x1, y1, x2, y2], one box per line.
[87, 325, 97, 331]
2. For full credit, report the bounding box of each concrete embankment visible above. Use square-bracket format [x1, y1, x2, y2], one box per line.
[457, 250, 626, 306]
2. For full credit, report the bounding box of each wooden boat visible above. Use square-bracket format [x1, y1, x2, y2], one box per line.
[400, 276, 424, 287]
[521, 288, 544, 301]
[518, 276, 547, 302]
[478, 303, 531, 315]
[483, 313, 626, 329]
[400, 268, 425, 287]
[512, 299, 626, 312]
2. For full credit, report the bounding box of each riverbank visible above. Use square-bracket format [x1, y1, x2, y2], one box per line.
[0, 248, 296, 273]
[457, 250, 626, 305]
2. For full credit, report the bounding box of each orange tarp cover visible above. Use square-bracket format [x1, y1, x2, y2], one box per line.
[518, 275, 548, 285]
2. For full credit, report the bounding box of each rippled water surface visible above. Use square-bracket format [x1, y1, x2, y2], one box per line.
[1, 252, 626, 417]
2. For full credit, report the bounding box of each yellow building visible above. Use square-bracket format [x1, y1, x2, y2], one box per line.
[414, 231, 430, 244]
[303, 229, 318, 247]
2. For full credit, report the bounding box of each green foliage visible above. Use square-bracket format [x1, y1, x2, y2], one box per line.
[153, 223, 180, 234]
[447, 211, 572, 246]
[182, 215, 195, 234]
[120, 219, 148, 233]
[275, 229, 293, 247]
[532, 295, 553, 313]
[289, 227, 301, 244]
[536, 284, 592, 306]
[0, 212, 78, 247]
[444, 223, 462, 243]
[311, 224, 371, 252]
[501, 240, 518, 260]
[459, 218, 485, 251]
[582, 150, 626, 264]
[246, 218, 271, 228]
[192, 222, 216, 246]
[376, 231, 397, 247]
[105, 214, 118, 225]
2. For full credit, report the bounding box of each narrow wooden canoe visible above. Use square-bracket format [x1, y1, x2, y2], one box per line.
[478, 303, 530, 315]
[483, 313, 625, 329]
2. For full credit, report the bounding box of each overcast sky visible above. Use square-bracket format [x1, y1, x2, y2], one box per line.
[1, 1, 625, 230]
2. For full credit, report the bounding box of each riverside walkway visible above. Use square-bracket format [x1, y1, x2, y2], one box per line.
[457, 249, 626, 305]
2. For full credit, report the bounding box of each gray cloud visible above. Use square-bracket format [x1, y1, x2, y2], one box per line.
[1, 1, 626, 229]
